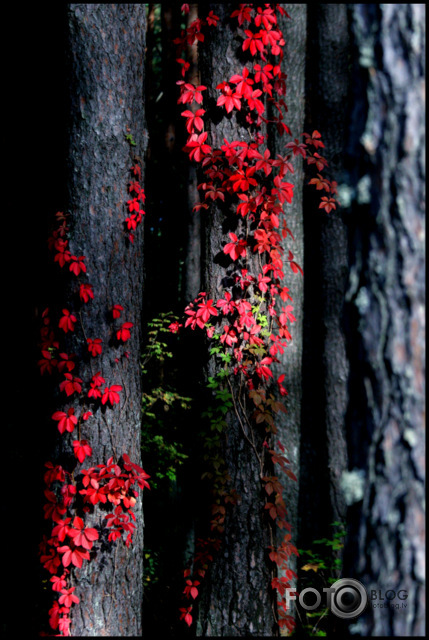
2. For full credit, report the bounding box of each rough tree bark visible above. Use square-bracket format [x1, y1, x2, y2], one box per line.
[196, 4, 276, 636]
[61, 5, 147, 635]
[343, 4, 425, 637]
[184, 3, 203, 303]
[299, 3, 351, 550]
[270, 4, 307, 587]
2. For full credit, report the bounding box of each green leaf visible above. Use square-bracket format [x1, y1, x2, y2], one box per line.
[125, 133, 136, 146]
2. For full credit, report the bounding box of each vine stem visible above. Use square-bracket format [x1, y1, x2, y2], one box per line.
[78, 309, 96, 380]
[226, 376, 264, 479]
[102, 412, 119, 463]
[227, 373, 281, 630]
[238, 376, 266, 477]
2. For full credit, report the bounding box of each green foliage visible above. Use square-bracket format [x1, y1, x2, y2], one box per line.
[141, 312, 177, 371]
[204, 371, 233, 425]
[144, 549, 160, 586]
[199, 369, 233, 493]
[299, 521, 346, 581]
[125, 132, 136, 147]
[296, 522, 346, 636]
[141, 312, 191, 489]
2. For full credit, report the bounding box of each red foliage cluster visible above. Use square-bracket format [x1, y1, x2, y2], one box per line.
[38, 3, 338, 633]
[38, 162, 149, 634]
[172, 3, 338, 631]
[126, 165, 146, 243]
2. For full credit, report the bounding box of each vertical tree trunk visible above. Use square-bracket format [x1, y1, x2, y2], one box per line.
[270, 4, 307, 587]
[299, 3, 351, 549]
[196, 5, 276, 635]
[343, 4, 425, 636]
[62, 5, 147, 634]
[184, 4, 203, 303]
[159, 3, 189, 307]
[144, 3, 188, 315]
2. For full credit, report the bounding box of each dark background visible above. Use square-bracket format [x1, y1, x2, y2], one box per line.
[5, 4, 68, 634]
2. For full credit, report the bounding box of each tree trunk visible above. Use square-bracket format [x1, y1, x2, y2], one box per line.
[184, 4, 203, 303]
[270, 3, 307, 589]
[299, 3, 351, 550]
[343, 4, 425, 636]
[144, 3, 188, 315]
[59, 5, 147, 635]
[196, 5, 276, 635]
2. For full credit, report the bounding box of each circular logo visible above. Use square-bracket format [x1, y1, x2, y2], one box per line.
[330, 578, 368, 619]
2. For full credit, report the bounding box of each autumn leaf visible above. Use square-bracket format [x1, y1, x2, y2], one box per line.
[223, 232, 247, 261]
[179, 606, 193, 627]
[69, 255, 86, 276]
[301, 562, 320, 573]
[67, 516, 99, 550]
[52, 408, 78, 434]
[101, 385, 122, 406]
[58, 309, 77, 333]
[112, 304, 124, 319]
[117, 322, 133, 342]
[59, 587, 80, 608]
[72, 439, 93, 464]
[87, 337, 102, 357]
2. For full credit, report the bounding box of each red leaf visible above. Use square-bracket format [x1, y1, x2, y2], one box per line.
[116, 322, 133, 342]
[223, 232, 247, 261]
[179, 606, 193, 627]
[72, 439, 93, 464]
[112, 304, 124, 319]
[101, 385, 122, 406]
[69, 255, 86, 276]
[58, 309, 77, 333]
[87, 338, 102, 357]
[52, 408, 78, 434]
[79, 283, 94, 303]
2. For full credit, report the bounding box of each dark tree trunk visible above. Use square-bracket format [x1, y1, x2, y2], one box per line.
[59, 5, 147, 635]
[159, 3, 189, 308]
[196, 4, 276, 635]
[184, 163, 203, 301]
[299, 3, 351, 550]
[144, 3, 188, 315]
[184, 4, 203, 303]
[270, 4, 307, 588]
[343, 4, 425, 636]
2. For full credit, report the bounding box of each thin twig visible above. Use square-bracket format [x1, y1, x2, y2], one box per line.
[226, 377, 263, 478]
[236, 386, 265, 479]
[101, 412, 118, 463]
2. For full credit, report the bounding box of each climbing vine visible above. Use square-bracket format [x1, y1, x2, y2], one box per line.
[171, 3, 339, 633]
[38, 152, 149, 635]
[38, 3, 339, 635]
